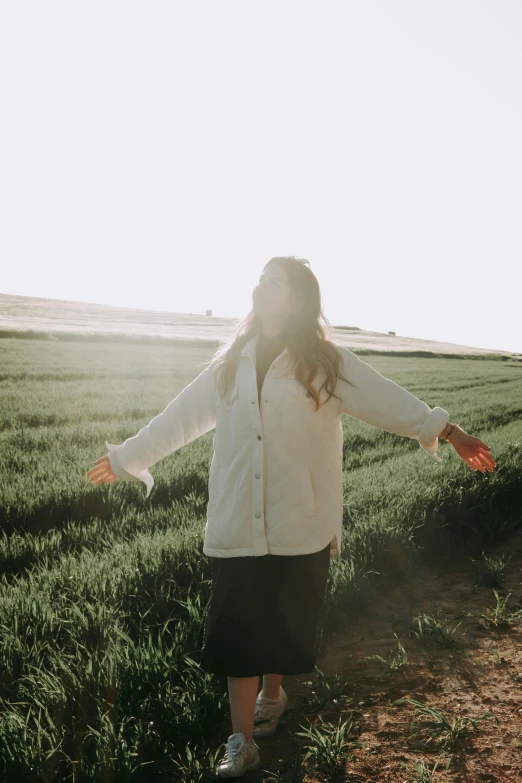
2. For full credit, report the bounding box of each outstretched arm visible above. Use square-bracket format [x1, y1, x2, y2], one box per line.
[335, 344, 450, 461]
[105, 358, 218, 496]
[334, 344, 495, 472]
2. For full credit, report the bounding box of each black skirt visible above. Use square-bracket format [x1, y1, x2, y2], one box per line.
[197, 542, 331, 678]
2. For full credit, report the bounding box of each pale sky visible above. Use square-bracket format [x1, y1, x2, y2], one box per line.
[1, 1, 521, 353]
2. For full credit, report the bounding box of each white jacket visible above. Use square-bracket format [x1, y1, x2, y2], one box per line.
[106, 335, 449, 559]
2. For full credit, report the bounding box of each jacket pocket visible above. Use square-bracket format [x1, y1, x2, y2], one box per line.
[225, 381, 240, 411]
[281, 380, 318, 432]
[215, 380, 240, 414]
[207, 465, 228, 518]
[293, 462, 317, 516]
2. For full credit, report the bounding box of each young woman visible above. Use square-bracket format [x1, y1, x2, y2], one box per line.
[86, 256, 496, 778]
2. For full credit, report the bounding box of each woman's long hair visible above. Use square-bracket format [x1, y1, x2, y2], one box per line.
[211, 257, 354, 412]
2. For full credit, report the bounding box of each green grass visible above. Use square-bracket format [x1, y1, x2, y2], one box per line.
[0, 336, 521, 781]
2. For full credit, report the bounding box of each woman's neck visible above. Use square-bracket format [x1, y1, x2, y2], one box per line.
[258, 329, 286, 345]
[258, 313, 289, 338]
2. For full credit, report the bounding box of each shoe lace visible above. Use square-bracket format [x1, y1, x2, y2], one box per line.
[254, 705, 273, 722]
[222, 738, 244, 762]
[255, 693, 282, 721]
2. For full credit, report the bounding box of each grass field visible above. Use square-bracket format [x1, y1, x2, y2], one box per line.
[0, 336, 521, 781]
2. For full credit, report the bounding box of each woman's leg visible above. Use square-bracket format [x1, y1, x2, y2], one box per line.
[261, 673, 283, 700]
[227, 675, 260, 744]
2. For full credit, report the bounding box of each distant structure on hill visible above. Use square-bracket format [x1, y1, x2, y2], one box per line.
[206, 309, 212, 316]
[388, 331, 396, 336]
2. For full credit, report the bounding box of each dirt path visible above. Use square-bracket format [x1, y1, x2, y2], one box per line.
[217, 526, 522, 781]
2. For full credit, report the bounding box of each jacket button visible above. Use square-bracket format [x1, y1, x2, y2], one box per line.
[255, 473, 261, 479]
[257, 435, 262, 440]
[255, 511, 261, 518]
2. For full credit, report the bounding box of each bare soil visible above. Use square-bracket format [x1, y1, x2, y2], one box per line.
[216, 526, 522, 781]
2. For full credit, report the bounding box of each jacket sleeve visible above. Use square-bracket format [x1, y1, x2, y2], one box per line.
[335, 344, 450, 462]
[105, 359, 218, 497]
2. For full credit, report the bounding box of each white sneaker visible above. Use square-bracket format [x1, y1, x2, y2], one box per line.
[216, 732, 261, 778]
[253, 686, 288, 738]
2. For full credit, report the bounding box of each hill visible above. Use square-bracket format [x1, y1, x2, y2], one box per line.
[0, 292, 519, 359]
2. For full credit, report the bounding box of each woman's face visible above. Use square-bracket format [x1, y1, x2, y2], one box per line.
[252, 264, 297, 318]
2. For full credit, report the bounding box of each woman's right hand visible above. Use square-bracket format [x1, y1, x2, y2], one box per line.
[86, 455, 119, 486]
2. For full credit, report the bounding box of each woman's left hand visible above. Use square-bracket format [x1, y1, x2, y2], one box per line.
[448, 428, 497, 473]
